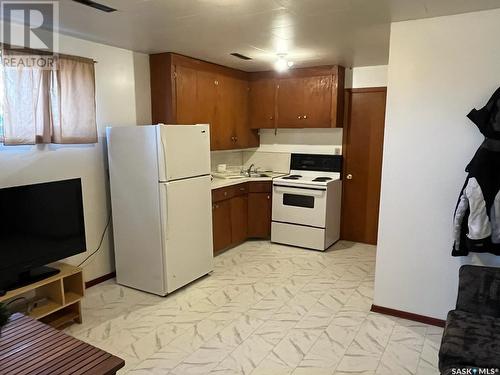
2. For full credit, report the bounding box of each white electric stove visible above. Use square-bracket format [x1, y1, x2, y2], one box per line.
[271, 153, 342, 251]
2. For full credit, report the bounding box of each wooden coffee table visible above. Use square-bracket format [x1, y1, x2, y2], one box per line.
[0, 313, 124, 374]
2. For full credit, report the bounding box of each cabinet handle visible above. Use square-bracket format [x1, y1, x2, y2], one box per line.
[303, 115, 308, 119]
[214, 80, 219, 85]
[269, 116, 274, 120]
[267, 195, 270, 199]
[346, 174, 353, 180]
[224, 192, 228, 196]
[240, 187, 245, 191]
[298, 115, 302, 119]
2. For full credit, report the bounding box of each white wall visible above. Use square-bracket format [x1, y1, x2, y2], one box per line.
[374, 9, 500, 320]
[0, 33, 151, 282]
[345, 65, 388, 89]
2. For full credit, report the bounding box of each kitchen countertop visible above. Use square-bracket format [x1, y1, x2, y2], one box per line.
[211, 172, 286, 190]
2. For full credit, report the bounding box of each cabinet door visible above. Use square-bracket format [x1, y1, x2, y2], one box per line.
[214, 75, 238, 150]
[277, 77, 305, 128]
[302, 75, 332, 128]
[175, 66, 218, 138]
[212, 200, 232, 255]
[230, 195, 248, 246]
[249, 79, 276, 129]
[233, 79, 259, 149]
[247, 192, 272, 238]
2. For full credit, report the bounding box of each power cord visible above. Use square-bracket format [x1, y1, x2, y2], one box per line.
[77, 212, 112, 268]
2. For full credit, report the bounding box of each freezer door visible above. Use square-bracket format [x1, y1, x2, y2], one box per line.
[157, 124, 211, 182]
[159, 175, 214, 293]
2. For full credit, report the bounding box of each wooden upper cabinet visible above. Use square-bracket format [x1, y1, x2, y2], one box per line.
[214, 75, 257, 150]
[249, 79, 276, 129]
[261, 65, 345, 129]
[277, 77, 305, 128]
[150, 53, 345, 147]
[175, 65, 217, 127]
[232, 78, 258, 149]
[302, 75, 333, 127]
[277, 73, 340, 128]
[150, 53, 258, 151]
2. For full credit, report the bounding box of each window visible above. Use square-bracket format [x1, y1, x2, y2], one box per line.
[0, 51, 97, 145]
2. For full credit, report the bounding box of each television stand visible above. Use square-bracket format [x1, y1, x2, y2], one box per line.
[8, 266, 60, 291]
[0, 263, 84, 328]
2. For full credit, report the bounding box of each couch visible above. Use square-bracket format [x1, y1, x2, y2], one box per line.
[439, 265, 500, 374]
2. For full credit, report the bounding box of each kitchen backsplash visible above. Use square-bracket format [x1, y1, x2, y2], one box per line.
[210, 150, 243, 172]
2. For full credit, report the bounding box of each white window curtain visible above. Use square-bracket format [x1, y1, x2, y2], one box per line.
[2, 53, 97, 145]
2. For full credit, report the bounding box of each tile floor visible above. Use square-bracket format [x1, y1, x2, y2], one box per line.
[65, 240, 443, 375]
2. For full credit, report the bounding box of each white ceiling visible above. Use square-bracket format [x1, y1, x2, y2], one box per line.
[54, 0, 500, 71]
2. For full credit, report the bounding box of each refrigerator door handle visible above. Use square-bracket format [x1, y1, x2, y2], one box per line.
[159, 136, 168, 182]
[160, 183, 169, 241]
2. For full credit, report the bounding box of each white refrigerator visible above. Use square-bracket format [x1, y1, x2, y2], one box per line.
[106, 124, 213, 296]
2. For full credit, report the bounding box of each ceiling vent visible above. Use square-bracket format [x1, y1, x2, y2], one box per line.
[72, 0, 117, 13]
[230, 53, 252, 61]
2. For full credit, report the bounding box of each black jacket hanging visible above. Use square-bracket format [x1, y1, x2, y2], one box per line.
[452, 87, 500, 256]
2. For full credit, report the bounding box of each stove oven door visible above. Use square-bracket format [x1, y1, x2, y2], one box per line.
[272, 183, 327, 228]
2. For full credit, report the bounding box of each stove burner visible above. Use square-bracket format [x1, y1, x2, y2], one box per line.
[283, 174, 302, 180]
[313, 177, 333, 182]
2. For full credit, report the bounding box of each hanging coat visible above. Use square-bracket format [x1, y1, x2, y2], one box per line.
[452, 87, 500, 256]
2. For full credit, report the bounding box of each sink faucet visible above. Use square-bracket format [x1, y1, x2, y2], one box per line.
[246, 164, 255, 177]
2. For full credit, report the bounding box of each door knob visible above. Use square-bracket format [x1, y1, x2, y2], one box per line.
[346, 174, 353, 180]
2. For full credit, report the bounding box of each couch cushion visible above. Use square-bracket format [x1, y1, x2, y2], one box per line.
[457, 265, 500, 318]
[439, 310, 500, 371]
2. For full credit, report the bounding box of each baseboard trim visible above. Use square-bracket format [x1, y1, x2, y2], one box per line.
[85, 271, 116, 289]
[371, 304, 446, 327]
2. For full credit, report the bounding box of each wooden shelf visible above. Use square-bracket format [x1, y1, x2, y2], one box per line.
[64, 291, 82, 305]
[30, 300, 63, 320]
[1, 263, 84, 328]
[41, 306, 81, 329]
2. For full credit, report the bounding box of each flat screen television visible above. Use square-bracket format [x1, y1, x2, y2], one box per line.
[0, 178, 87, 293]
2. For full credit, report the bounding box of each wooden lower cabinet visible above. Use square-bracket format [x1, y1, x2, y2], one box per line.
[247, 193, 272, 238]
[230, 195, 248, 245]
[212, 199, 232, 254]
[212, 181, 272, 255]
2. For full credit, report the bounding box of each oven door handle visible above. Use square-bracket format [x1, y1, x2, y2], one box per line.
[273, 184, 326, 192]
[273, 184, 326, 196]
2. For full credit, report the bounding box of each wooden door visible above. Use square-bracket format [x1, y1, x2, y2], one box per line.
[249, 79, 276, 129]
[302, 75, 332, 128]
[341, 87, 387, 245]
[212, 199, 232, 254]
[277, 77, 304, 128]
[196, 70, 219, 147]
[230, 195, 248, 245]
[247, 192, 272, 238]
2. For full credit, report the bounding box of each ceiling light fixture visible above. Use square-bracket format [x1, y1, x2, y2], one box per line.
[274, 54, 294, 72]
